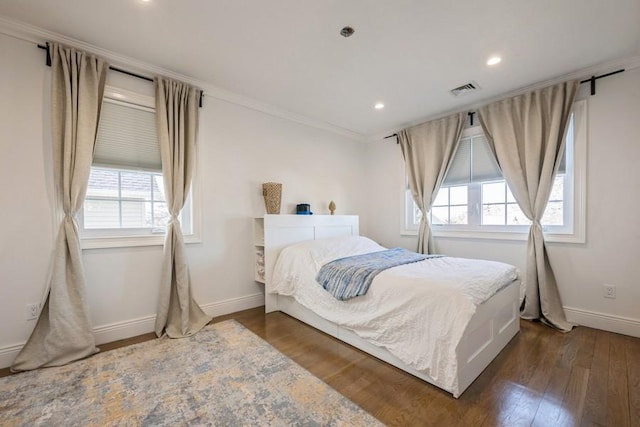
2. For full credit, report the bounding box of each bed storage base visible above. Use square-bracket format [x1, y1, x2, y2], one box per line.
[275, 281, 519, 398]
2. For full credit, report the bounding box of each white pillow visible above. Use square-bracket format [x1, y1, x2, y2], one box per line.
[270, 236, 385, 295]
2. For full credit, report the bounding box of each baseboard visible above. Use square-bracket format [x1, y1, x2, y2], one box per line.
[201, 293, 265, 318]
[93, 315, 157, 346]
[564, 306, 640, 338]
[0, 343, 24, 372]
[0, 293, 265, 369]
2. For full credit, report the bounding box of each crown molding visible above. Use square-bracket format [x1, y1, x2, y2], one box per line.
[368, 53, 640, 142]
[0, 16, 366, 142]
[3, 15, 636, 145]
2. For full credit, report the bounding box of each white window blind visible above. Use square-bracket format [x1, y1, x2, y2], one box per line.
[444, 135, 502, 186]
[443, 132, 567, 187]
[94, 99, 161, 171]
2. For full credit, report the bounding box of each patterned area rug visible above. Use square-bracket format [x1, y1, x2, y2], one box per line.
[0, 320, 381, 426]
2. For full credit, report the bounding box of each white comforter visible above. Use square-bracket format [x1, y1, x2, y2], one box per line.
[270, 236, 520, 395]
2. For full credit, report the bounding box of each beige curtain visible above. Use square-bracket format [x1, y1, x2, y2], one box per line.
[12, 43, 108, 371]
[398, 112, 466, 254]
[154, 77, 210, 338]
[477, 80, 578, 332]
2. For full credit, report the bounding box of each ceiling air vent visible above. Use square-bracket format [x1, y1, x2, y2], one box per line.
[450, 81, 480, 97]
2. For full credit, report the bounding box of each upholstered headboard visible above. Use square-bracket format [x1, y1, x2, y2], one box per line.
[262, 214, 359, 312]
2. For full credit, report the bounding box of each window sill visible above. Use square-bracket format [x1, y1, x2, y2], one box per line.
[81, 233, 202, 249]
[401, 228, 585, 244]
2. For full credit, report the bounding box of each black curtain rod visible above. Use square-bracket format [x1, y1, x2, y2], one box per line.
[385, 112, 476, 142]
[384, 69, 625, 140]
[580, 69, 625, 95]
[37, 44, 153, 82]
[38, 43, 204, 107]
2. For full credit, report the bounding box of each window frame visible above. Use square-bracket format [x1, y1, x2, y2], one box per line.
[79, 86, 201, 249]
[401, 99, 586, 244]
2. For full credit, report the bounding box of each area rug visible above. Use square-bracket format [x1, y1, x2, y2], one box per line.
[0, 320, 381, 426]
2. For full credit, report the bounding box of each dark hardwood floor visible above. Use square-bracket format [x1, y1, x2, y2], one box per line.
[2, 307, 639, 426]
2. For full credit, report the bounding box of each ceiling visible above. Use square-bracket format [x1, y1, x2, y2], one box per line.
[1, 0, 639, 138]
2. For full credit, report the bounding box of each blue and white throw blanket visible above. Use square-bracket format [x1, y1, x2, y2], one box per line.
[316, 248, 442, 301]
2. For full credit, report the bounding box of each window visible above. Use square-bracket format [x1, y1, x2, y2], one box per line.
[431, 186, 468, 225]
[80, 87, 197, 248]
[402, 100, 586, 243]
[84, 168, 177, 231]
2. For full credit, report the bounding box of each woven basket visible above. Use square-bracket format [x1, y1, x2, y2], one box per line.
[262, 182, 282, 214]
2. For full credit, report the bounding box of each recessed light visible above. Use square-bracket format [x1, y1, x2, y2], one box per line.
[374, 102, 385, 110]
[487, 56, 502, 66]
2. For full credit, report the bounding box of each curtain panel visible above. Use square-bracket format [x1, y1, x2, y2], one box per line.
[154, 77, 210, 338]
[12, 43, 108, 371]
[398, 112, 466, 254]
[477, 80, 579, 332]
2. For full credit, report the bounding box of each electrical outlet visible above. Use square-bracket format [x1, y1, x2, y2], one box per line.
[25, 303, 40, 320]
[603, 284, 616, 299]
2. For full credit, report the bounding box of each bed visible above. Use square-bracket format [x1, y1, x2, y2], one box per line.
[261, 214, 521, 398]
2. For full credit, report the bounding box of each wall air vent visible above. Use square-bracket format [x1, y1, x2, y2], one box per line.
[450, 81, 480, 97]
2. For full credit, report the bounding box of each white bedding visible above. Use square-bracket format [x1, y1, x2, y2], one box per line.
[270, 236, 520, 395]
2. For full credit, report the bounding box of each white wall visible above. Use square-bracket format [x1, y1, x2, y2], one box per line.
[365, 67, 640, 337]
[0, 33, 367, 367]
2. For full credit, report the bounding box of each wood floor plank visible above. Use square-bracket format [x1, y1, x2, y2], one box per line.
[608, 333, 631, 427]
[555, 327, 596, 426]
[557, 365, 590, 426]
[2, 306, 640, 427]
[581, 329, 610, 427]
[528, 325, 584, 426]
[574, 327, 597, 370]
[626, 335, 640, 427]
[500, 326, 566, 427]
